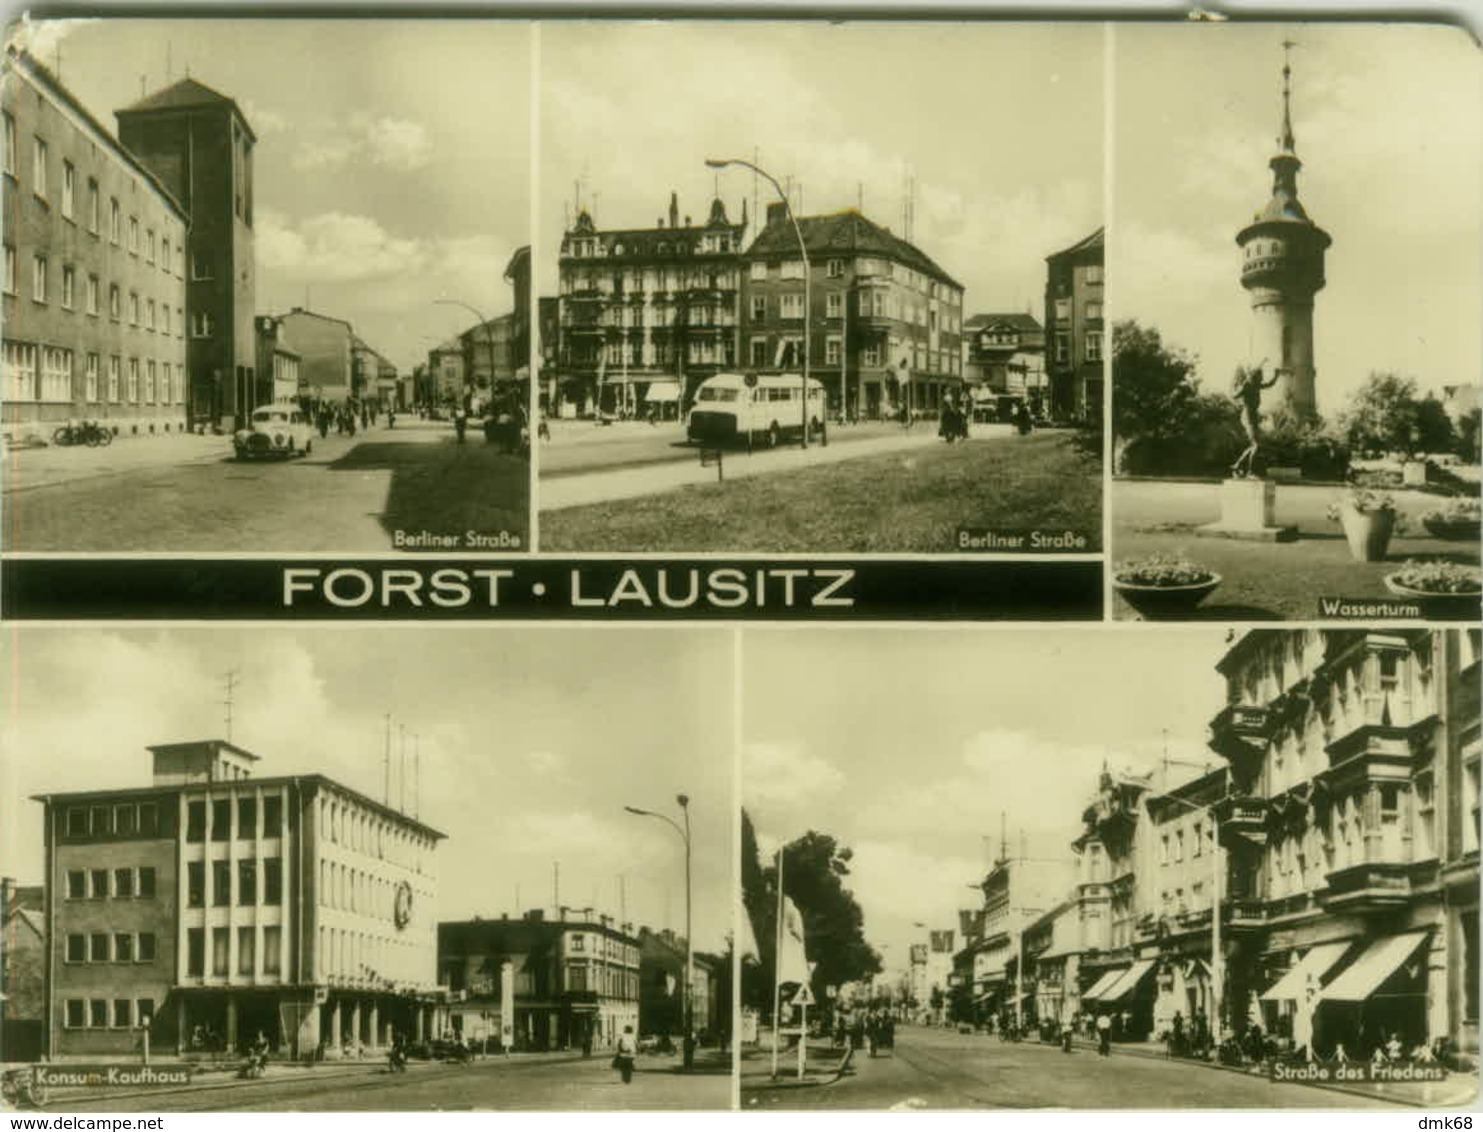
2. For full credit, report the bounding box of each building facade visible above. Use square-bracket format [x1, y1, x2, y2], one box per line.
[440, 911, 640, 1052]
[277, 308, 355, 406]
[253, 315, 301, 407]
[1043, 227, 1104, 423]
[555, 192, 748, 418]
[741, 204, 965, 422]
[2, 50, 189, 439]
[34, 739, 444, 1061]
[962, 312, 1047, 419]
[1234, 55, 1330, 422]
[115, 76, 256, 432]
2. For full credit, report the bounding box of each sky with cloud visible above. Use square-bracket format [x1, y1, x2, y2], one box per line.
[538, 22, 1104, 313]
[741, 626, 1231, 980]
[18, 18, 531, 374]
[1114, 23, 1480, 408]
[1, 627, 734, 952]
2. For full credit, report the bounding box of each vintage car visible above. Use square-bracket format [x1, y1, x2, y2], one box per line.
[233, 406, 314, 460]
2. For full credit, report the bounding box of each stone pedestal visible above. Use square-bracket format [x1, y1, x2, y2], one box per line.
[1197, 478, 1298, 542]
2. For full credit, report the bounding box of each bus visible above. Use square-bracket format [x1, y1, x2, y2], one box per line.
[686, 373, 828, 450]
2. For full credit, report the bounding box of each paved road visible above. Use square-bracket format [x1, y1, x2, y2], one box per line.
[50, 1052, 730, 1112]
[742, 1026, 1400, 1110]
[4, 421, 529, 553]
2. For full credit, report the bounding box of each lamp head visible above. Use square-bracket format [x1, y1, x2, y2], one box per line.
[623, 805, 649, 816]
[676, 793, 690, 809]
[704, 159, 729, 170]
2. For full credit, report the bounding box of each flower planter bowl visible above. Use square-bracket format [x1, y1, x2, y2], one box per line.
[1422, 516, 1482, 543]
[1383, 574, 1483, 621]
[1337, 504, 1396, 562]
[1113, 575, 1222, 620]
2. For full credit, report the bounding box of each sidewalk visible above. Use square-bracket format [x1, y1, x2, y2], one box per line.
[541, 426, 1015, 512]
[739, 1037, 852, 1092]
[36, 1049, 583, 1109]
[1067, 1036, 1477, 1108]
[3, 432, 227, 494]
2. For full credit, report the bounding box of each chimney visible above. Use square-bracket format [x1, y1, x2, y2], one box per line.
[668, 191, 679, 230]
[684, 215, 691, 227]
[766, 201, 788, 228]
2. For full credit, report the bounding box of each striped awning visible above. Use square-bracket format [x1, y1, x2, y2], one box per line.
[1081, 967, 1128, 1002]
[1320, 932, 1430, 1004]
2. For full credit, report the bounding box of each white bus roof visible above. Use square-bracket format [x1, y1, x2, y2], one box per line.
[699, 372, 825, 390]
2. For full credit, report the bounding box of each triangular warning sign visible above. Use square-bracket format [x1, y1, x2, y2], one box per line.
[791, 984, 816, 1007]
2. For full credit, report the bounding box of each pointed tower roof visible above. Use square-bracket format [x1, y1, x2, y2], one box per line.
[1252, 41, 1314, 226]
[118, 76, 256, 141]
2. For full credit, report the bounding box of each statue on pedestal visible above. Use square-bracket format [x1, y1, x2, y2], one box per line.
[1229, 360, 1281, 478]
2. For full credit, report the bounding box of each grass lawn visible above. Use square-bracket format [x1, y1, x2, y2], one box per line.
[1113, 526, 1480, 621]
[539, 432, 1102, 553]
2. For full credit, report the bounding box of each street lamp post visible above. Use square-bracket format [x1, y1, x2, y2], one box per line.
[706, 157, 811, 448]
[624, 795, 694, 1070]
[435, 298, 500, 416]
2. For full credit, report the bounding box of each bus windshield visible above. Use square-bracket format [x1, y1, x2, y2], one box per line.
[697, 387, 740, 403]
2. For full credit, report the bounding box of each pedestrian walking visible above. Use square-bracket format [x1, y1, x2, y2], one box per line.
[1096, 1011, 1111, 1057]
[613, 1024, 637, 1085]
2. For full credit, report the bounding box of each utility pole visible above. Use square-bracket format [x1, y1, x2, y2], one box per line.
[222, 670, 239, 743]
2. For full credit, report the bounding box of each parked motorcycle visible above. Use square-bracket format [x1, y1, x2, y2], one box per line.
[51, 420, 114, 448]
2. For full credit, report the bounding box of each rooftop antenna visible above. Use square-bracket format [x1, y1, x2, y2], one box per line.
[751, 147, 760, 234]
[553, 861, 560, 907]
[857, 182, 864, 212]
[619, 874, 627, 923]
[398, 729, 407, 811]
[222, 669, 239, 742]
[999, 811, 1008, 865]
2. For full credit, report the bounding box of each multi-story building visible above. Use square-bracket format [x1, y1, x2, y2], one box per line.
[1043, 227, 1104, 423]
[741, 203, 965, 422]
[2, 49, 189, 440]
[1206, 629, 1479, 1061]
[427, 337, 466, 411]
[33, 739, 444, 1060]
[116, 76, 256, 432]
[458, 316, 516, 406]
[956, 852, 1073, 1026]
[277, 308, 354, 406]
[556, 192, 748, 418]
[253, 315, 301, 407]
[439, 910, 639, 1051]
[962, 312, 1047, 419]
[636, 927, 721, 1038]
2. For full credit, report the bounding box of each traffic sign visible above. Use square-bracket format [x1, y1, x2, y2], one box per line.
[791, 984, 816, 1007]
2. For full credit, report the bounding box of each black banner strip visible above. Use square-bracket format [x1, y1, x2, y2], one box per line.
[2, 559, 1102, 621]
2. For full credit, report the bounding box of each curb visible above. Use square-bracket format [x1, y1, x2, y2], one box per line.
[41, 1052, 587, 1110]
[1067, 1038, 1454, 1108]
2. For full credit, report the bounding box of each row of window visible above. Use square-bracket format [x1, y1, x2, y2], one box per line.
[184, 796, 286, 843]
[186, 925, 284, 978]
[3, 245, 182, 324]
[63, 997, 156, 1031]
[320, 795, 435, 874]
[63, 800, 162, 840]
[65, 931, 158, 964]
[186, 857, 284, 907]
[1051, 330, 1103, 365]
[5, 341, 186, 406]
[3, 115, 185, 274]
[66, 866, 157, 901]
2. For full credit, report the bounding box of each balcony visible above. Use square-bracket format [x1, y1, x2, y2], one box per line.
[1208, 704, 1273, 772]
[1321, 861, 1412, 911]
[1214, 796, 1268, 849]
[1227, 898, 1266, 931]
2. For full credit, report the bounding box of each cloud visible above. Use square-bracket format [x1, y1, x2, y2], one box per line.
[290, 114, 433, 173]
[743, 740, 844, 815]
[3, 17, 98, 63]
[257, 209, 426, 283]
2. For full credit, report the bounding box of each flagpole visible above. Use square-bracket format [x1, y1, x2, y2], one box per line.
[771, 846, 784, 1080]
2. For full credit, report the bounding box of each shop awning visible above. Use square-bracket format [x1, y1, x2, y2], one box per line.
[1100, 958, 1156, 1004]
[1320, 931, 1430, 1004]
[1081, 968, 1128, 1002]
[644, 381, 681, 403]
[1259, 941, 1353, 1003]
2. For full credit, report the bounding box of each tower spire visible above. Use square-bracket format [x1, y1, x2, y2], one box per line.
[1278, 38, 1297, 154]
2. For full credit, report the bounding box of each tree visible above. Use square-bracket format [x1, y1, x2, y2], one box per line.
[739, 812, 882, 1023]
[1111, 321, 1240, 475]
[1341, 372, 1455, 459]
